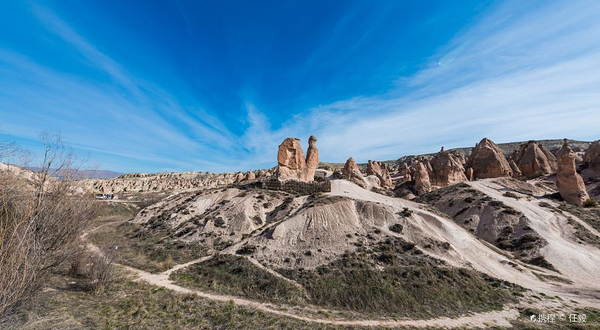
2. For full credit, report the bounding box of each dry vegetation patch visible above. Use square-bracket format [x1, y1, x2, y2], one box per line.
[171, 254, 307, 306]
[88, 221, 209, 273]
[278, 237, 523, 319]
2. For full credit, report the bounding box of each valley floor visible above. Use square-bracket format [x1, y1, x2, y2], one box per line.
[5, 178, 600, 329]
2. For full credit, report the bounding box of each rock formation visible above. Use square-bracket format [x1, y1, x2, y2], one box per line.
[79, 171, 237, 194]
[556, 139, 589, 206]
[342, 157, 367, 188]
[399, 163, 412, 183]
[584, 140, 600, 170]
[512, 141, 556, 178]
[366, 160, 393, 188]
[246, 171, 256, 181]
[414, 161, 432, 194]
[509, 160, 522, 178]
[235, 172, 246, 182]
[429, 147, 468, 187]
[466, 138, 512, 179]
[465, 167, 474, 181]
[305, 136, 319, 178]
[276, 136, 319, 182]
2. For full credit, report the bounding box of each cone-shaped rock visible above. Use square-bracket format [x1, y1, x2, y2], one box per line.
[342, 157, 367, 188]
[466, 138, 512, 179]
[430, 147, 468, 187]
[414, 161, 432, 195]
[512, 141, 555, 178]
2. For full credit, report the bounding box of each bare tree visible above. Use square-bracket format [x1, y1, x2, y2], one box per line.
[0, 134, 97, 319]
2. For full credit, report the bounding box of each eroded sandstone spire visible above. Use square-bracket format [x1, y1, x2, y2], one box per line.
[276, 136, 319, 182]
[414, 161, 432, 194]
[556, 139, 589, 206]
[342, 157, 367, 188]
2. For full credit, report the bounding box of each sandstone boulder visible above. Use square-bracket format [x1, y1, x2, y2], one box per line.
[509, 160, 522, 178]
[512, 141, 555, 178]
[584, 140, 600, 170]
[556, 139, 589, 206]
[366, 160, 393, 188]
[466, 138, 512, 179]
[414, 161, 432, 195]
[246, 171, 256, 181]
[235, 172, 246, 182]
[342, 157, 367, 188]
[276, 136, 319, 182]
[429, 147, 467, 187]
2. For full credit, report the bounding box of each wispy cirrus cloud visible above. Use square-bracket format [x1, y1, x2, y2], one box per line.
[2, 0, 599, 173]
[0, 5, 241, 172]
[240, 0, 600, 167]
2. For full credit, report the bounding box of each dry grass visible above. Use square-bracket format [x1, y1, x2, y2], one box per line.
[1, 271, 368, 330]
[172, 254, 307, 306]
[88, 220, 209, 273]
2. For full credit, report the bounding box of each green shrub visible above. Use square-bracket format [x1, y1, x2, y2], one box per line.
[389, 224, 403, 233]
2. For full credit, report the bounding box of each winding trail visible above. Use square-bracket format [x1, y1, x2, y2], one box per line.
[79, 214, 522, 328]
[78, 179, 600, 328]
[120, 262, 520, 328]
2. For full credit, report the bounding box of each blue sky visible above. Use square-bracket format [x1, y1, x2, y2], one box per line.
[1, 0, 600, 173]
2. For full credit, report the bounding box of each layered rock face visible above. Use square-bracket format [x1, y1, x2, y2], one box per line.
[342, 157, 367, 188]
[276, 136, 319, 182]
[429, 148, 468, 187]
[466, 138, 512, 179]
[366, 160, 393, 188]
[584, 140, 600, 170]
[556, 140, 589, 206]
[512, 141, 556, 178]
[399, 163, 412, 183]
[80, 171, 237, 194]
[414, 161, 432, 194]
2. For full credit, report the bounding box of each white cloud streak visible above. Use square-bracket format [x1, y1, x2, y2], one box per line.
[3, 0, 600, 172]
[241, 0, 600, 167]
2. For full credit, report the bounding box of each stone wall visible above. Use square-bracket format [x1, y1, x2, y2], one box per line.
[261, 179, 331, 195]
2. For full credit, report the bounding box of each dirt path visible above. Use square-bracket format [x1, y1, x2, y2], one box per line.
[79, 180, 600, 327]
[121, 262, 520, 328]
[79, 218, 523, 328]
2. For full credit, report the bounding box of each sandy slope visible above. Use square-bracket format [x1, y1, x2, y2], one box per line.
[329, 180, 600, 308]
[77, 180, 600, 328]
[470, 180, 600, 293]
[328, 181, 546, 289]
[80, 220, 524, 328]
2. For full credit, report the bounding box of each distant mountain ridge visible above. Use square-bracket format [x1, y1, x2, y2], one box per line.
[26, 167, 123, 179]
